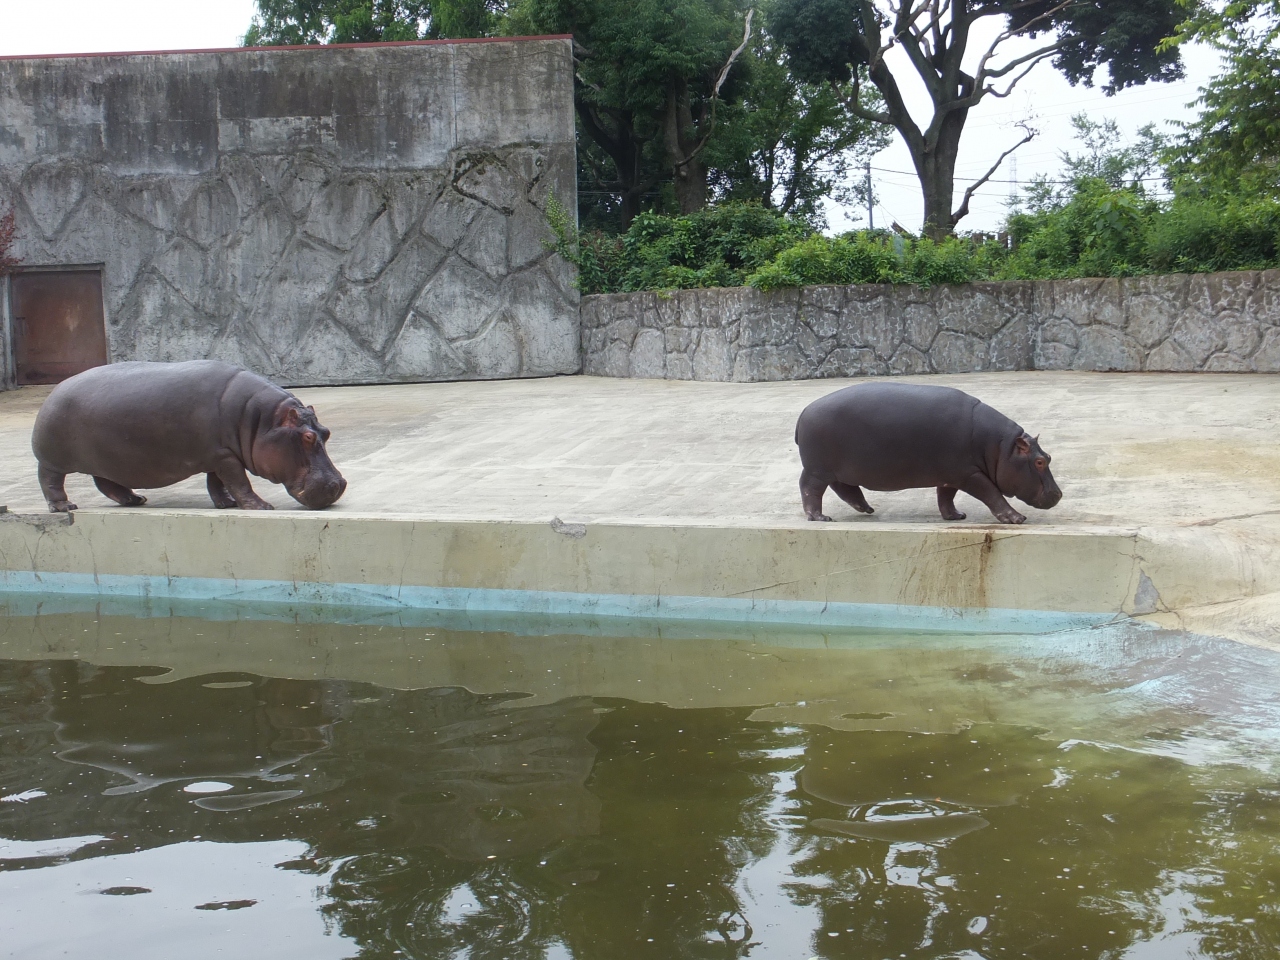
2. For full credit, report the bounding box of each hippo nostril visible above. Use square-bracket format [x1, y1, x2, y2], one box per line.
[324, 477, 346, 502]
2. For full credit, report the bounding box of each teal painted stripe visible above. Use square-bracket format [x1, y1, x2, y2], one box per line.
[0, 569, 1118, 636]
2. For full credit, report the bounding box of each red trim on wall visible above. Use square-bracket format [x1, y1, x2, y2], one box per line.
[0, 34, 573, 63]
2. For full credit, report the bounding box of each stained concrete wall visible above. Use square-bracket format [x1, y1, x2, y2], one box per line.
[0, 38, 578, 388]
[581, 268, 1280, 379]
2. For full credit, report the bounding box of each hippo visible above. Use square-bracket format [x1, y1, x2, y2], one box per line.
[794, 382, 1061, 524]
[32, 360, 346, 512]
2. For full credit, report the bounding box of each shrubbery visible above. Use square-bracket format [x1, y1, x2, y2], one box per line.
[550, 188, 1280, 295]
[548, 199, 810, 293]
[746, 232, 1007, 290]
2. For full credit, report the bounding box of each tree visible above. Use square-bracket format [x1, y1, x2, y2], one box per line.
[1011, 113, 1167, 215]
[1059, 114, 1167, 190]
[243, 0, 506, 45]
[510, 0, 757, 219]
[769, 0, 1190, 238]
[705, 32, 893, 223]
[1162, 1, 1280, 196]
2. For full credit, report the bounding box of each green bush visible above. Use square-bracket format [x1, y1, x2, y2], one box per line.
[746, 232, 1006, 290]
[1002, 179, 1158, 279]
[548, 194, 1280, 294]
[1144, 194, 1280, 273]
[549, 201, 812, 294]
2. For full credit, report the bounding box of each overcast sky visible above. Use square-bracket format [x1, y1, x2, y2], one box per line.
[0, 0, 1222, 233]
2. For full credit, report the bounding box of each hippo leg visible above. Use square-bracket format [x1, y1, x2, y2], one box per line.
[936, 485, 967, 521]
[799, 470, 833, 521]
[830, 480, 875, 514]
[37, 464, 77, 513]
[959, 474, 1025, 524]
[93, 477, 147, 507]
[206, 473, 238, 509]
[213, 460, 274, 510]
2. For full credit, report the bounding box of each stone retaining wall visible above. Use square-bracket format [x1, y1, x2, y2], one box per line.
[0, 38, 578, 388]
[581, 269, 1280, 379]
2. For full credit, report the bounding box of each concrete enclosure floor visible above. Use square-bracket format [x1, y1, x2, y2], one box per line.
[0, 371, 1275, 527]
[0, 372, 1277, 647]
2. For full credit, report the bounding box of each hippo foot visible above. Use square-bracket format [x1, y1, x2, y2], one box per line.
[118, 495, 147, 507]
[48, 500, 77, 513]
[994, 509, 1026, 524]
[941, 510, 967, 521]
[854, 505, 875, 515]
[806, 513, 834, 522]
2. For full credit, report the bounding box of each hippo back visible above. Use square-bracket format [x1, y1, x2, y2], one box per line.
[796, 382, 1005, 491]
[32, 360, 276, 487]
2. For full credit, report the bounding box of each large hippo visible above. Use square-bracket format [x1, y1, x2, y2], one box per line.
[32, 360, 347, 512]
[795, 382, 1061, 524]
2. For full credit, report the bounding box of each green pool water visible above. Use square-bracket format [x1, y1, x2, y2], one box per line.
[1, 601, 1278, 959]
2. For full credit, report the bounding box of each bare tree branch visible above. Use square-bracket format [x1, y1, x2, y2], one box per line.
[973, 0, 1073, 85]
[673, 8, 756, 171]
[830, 76, 895, 126]
[981, 36, 1070, 81]
[713, 6, 754, 99]
[986, 53, 1060, 97]
[950, 123, 1036, 226]
[936, 38, 1067, 116]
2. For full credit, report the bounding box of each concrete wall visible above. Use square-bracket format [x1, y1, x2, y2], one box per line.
[0, 38, 578, 388]
[581, 268, 1280, 380]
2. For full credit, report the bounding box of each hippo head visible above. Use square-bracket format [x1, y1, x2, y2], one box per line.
[253, 400, 347, 509]
[997, 433, 1062, 511]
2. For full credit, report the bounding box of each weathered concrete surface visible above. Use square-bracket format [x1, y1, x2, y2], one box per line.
[0, 373, 1276, 645]
[581, 269, 1280, 379]
[0, 39, 578, 388]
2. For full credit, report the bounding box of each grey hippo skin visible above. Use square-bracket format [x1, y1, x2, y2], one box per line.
[32, 360, 347, 513]
[795, 382, 1062, 524]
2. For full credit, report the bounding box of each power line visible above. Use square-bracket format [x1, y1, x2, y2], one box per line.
[868, 165, 1168, 185]
[960, 87, 1208, 130]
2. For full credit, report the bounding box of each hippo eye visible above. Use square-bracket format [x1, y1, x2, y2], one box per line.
[302, 430, 317, 446]
[1035, 458, 1046, 469]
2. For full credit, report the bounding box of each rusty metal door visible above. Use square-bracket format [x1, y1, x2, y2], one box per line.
[10, 270, 108, 385]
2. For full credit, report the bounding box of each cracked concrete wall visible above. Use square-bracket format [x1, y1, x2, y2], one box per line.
[0, 38, 578, 388]
[581, 269, 1280, 379]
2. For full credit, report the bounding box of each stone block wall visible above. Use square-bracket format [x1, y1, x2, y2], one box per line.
[581, 269, 1280, 379]
[0, 38, 578, 388]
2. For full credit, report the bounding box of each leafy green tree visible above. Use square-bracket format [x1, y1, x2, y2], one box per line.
[509, 0, 756, 220]
[1163, 1, 1280, 196]
[768, 0, 1190, 238]
[243, 0, 505, 44]
[705, 32, 892, 224]
[1058, 114, 1168, 190]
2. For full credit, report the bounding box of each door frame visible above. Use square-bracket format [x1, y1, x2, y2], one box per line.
[3, 263, 108, 388]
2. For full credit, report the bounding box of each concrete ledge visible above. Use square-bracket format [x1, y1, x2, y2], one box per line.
[0, 509, 1265, 636]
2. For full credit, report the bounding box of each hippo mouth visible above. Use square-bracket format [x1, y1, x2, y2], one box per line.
[288, 474, 347, 509]
[1021, 488, 1062, 510]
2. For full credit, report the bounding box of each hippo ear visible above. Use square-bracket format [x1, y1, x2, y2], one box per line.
[279, 405, 303, 428]
[1014, 435, 1032, 456]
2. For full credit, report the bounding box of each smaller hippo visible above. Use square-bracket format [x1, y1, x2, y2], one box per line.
[32, 360, 347, 512]
[795, 382, 1061, 524]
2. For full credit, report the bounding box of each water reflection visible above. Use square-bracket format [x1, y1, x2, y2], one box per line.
[1, 616, 1280, 958]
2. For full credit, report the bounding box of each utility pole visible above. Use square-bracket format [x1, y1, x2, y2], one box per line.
[865, 162, 874, 230]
